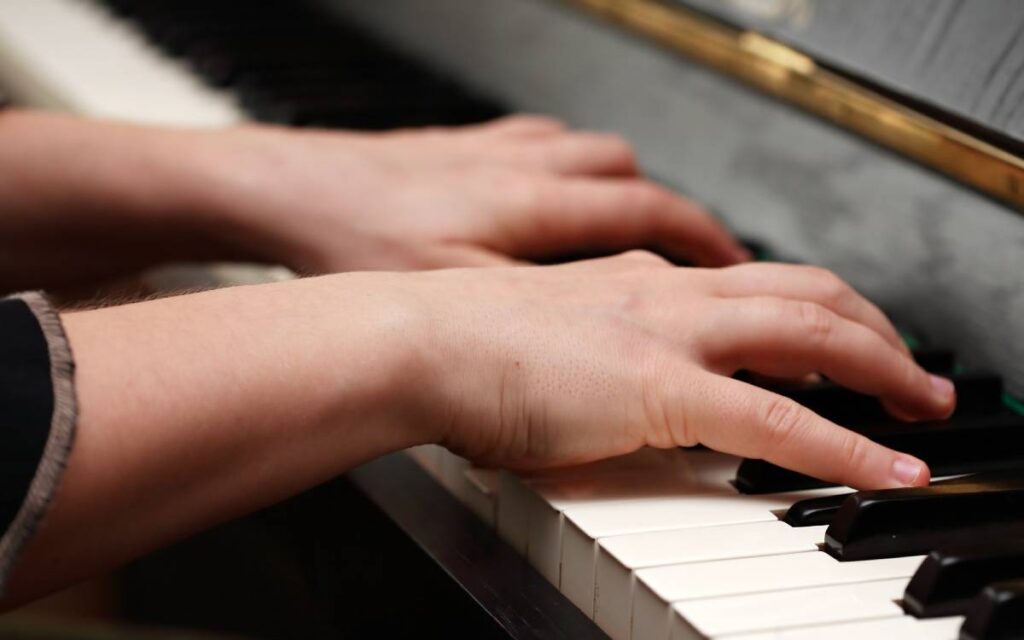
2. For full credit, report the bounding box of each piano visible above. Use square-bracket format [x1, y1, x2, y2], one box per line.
[2, 0, 1024, 638]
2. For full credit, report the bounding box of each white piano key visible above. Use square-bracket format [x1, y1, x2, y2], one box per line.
[0, 0, 244, 126]
[462, 467, 500, 527]
[496, 471, 536, 553]
[726, 615, 963, 640]
[495, 448, 716, 561]
[561, 485, 844, 620]
[418, 451, 500, 528]
[528, 455, 738, 588]
[632, 552, 924, 640]
[670, 578, 907, 638]
[594, 521, 828, 639]
[405, 444, 446, 480]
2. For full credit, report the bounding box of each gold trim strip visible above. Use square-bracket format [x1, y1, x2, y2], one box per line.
[567, 0, 1024, 211]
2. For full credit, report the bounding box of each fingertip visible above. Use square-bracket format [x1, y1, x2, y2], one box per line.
[730, 245, 755, 264]
[883, 368, 957, 422]
[891, 455, 930, 487]
[929, 374, 957, 416]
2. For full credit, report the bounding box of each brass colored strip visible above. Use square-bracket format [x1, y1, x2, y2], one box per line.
[566, 0, 1024, 210]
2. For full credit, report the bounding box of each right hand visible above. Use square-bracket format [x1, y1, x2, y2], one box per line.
[400, 252, 956, 489]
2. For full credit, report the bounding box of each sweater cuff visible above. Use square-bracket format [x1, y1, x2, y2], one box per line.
[0, 292, 78, 593]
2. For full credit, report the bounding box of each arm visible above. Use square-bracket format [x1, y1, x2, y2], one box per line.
[4, 273, 429, 608]
[0, 110, 254, 291]
[0, 256, 953, 608]
[0, 110, 748, 293]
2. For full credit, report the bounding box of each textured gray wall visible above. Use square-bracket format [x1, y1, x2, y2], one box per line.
[320, 0, 1024, 396]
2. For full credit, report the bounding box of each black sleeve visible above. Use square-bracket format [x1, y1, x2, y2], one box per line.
[0, 293, 77, 593]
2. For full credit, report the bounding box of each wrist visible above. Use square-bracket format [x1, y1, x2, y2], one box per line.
[302, 271, 446, 452]
[183, 125, 376, 273]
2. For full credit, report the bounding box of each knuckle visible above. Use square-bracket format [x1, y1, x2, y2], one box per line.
[837, 432, 873, 476]
[810, 267, 851, 306]
[601, 134, 638, 164]
[619, 249, 669, 267]
[511, 174, 556, 209]
[637, 355, 698, 448]
[896, 349, 927, 388]
[506, 114, 566, 133]
[640, 367, 685, 447]
[624, 181, 667, 214]
[796, 301, 834, 344]
[759, 396, 808, 453]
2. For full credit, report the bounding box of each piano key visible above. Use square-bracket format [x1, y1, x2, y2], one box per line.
[904, 541, 1024, 618]
[51, 0, 504, 133]
[825, 473, 1024, 561]
[669, 578, 907, 638]
[780, 371, 1002, 425]
[0, 0, 243, 126]
[783, 492, 852, 527]
[726, 616, 962, 640]
[420, 450, 500, 529]
[517, 450, 740, 588]
[736, 411, 1024, 494]
[783, 474, 969, 528]
[404, 444, 446, 480]
[960, 579, 1024, 640]
[462, 467, 500, 527]
[559, 484, 845, 617]
[912, 348, 957, 374]
[594, 521, 827, 639]
[632, 551, 924, 640]
[495, 447, 695, 555]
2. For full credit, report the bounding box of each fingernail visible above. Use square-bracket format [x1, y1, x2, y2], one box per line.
[891, 457, 927, 486]
[930, 374, 956, 402]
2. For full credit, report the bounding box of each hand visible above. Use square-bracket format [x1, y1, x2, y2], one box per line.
[402, 253, 955, 489]
[202, 116, 750, 273]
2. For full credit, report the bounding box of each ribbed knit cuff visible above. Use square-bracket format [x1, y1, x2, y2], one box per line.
[0, 292, 78, 593]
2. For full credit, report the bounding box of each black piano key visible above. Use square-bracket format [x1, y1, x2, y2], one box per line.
[738, 239, 772, 261]
[823, 473, 1024, 561]
[779, 371, 1003, 425]
[782, 473, 968, 527]
[912, 348, 957, 374]
[903, 541, 1024, 619]
[735, 410, 1024, 494]
[961, 579, 1024, 640]
[782, 492, 851, 527]
[97, 0, 506, 130]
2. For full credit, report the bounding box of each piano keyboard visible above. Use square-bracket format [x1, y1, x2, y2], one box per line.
[416, 354, 1024, 640]
[3, 1, 1024, 638]
[0, 0, 501, 129]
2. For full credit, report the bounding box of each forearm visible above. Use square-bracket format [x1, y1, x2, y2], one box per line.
[0, 110, 255, 292]
[1, 273, 431, 607]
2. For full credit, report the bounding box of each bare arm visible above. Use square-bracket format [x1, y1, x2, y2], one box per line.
[0, 257, 953, 608]
[0, 109, 748, 293]
[0, 110, 259, 291]
[4, 273, 428, 608]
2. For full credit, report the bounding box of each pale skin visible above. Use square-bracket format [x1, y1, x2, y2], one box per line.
[0, 109, 955, 608]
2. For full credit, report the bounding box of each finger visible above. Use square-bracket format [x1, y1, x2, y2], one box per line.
[472, 114, 567, 138]
[684, 374, 931, 490]
[495, 177, 750, 266]
[418, 244, 526, 269]
[709, 263, 908, 355]
[699, 298, 956, 419]
[552, 249, 673, 273]
[512, 134, 640, 176]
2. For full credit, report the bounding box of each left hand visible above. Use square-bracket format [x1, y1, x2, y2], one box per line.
[197, 115, 751, 273]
